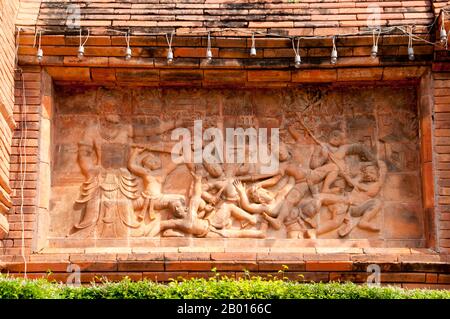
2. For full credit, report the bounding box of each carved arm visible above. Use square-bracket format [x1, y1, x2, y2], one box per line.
[127, 147, 149, 177]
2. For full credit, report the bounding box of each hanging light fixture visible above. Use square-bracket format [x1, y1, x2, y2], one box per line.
[77, 28, 89, 60]
[166, 32, 174, 64]
[330, 36, 338, 64]
[34, 30, 43, 63]
[292, 37, 301, 68]
[125, 30, 132, 60]
[250, 32, 257, 56]
[407, 27, 415, 61]
[440, 12, 448, 47]
[371, 29, 381, 58]
[206, 31, 212, 63]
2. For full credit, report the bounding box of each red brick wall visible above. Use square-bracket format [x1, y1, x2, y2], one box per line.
[0, 0, 19, 239]
[7, 66, 42, 259]
[433, 69, 450, 253]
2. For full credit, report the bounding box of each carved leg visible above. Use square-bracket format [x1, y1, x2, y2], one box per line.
[317, 213, 346, 236]
[262, 212, 282, 230]
[147, 219, 182, 237]
[229, 203, 258, 225]
[218, 229, 265, 238]
[307, 163, 338, 195]
[321, 170, 339, 193]
[75, 192, 101, 230]
[357, 199, 381, 232]
[274, 184, 306, 222]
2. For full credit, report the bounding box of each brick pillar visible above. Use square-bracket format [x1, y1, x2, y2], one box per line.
[7, 66, 41, 258]
[433, 68, 450, 253]
[0, 0, 19, 239]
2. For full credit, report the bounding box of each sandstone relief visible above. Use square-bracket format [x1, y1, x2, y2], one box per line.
[49, 86, 424, 243]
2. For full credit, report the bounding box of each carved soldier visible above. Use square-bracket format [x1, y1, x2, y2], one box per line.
[315, 178, 352, 237]
[149, 170, 265, 238]
[309, 130, 375, 194]
[339, 160, 387, 236]
[289, 126, 374, 194]
[307, 160, 387, 237]
[72, 114, 141, 238]
[128, 146, 186, 225]
[199, 161, 266, 230]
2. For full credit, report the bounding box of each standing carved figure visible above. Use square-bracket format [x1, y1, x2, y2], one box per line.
[73, 115, 140, 238]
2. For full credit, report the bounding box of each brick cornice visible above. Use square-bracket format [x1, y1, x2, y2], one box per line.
[16, 0, 437, 36]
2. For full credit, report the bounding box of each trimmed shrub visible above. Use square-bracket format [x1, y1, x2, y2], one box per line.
[0, 274, 449, 299]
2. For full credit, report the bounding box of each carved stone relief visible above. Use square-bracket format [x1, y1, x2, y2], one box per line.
[49, 86, 424, 243]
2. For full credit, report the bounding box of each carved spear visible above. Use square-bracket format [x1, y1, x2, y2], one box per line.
[294, 112, 359, 190]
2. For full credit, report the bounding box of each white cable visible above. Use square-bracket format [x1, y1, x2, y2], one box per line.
[125, 30, 130, 48]
[80, 28, 90, 46]
[15, 27, 28, 279]
[16, 19, 449, 49]
[373, 28, 381, 47]
[207, 31, 211, 50]
[165, 31, 173, 51]
[291, 37, 300, 56]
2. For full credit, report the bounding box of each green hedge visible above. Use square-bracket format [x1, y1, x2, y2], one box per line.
[0, 274, 449, 299]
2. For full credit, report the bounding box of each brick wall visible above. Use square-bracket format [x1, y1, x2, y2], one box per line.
[7, 66, 41, 259]
[36, 0, 435, 35]
[0, 0, 19, 239]
[433, 69, 450, 254]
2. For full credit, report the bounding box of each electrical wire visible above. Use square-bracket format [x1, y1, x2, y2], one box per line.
[14, 26, 28, 279]
[165, 32, 173, 51]
[80, 28, 90, 46]
[13, 7, 450, 49]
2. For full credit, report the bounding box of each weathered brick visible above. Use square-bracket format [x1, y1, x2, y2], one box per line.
[160, 69, 203, 82]
[292, 69, 337, 82]
[305, 261, 353, 271]
[45, 67, 91, 81]
[247, 70, 291, 82]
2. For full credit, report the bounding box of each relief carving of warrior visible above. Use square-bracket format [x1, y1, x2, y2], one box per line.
[127, 146, 186, 229]
[68, 89, 392, 240]
[72, 115, 140, 238]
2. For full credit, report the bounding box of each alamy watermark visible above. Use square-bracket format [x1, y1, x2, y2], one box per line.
[66, 4, 81, 29]
[171, 120, 280, 174]
[367, 264, 381, 287]
[66, 263, 81, 287]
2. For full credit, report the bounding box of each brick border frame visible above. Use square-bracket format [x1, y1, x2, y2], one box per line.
[2, 61, 449, 287]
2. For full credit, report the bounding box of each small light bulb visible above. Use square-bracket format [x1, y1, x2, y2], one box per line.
[206, 49, 213, 62]
[250, 46, 256, 56]
[408, 46, 415, 61]
[125, 47, 132, 60]
[77, 45, 85, 59]
[440, 27, 447, 45]
[331, 47, 338, 64]
[167, 49, 173, 64]
[371, 45, 378, 58]
[36, 48, 43, 63]
[294, 54, 301, 68]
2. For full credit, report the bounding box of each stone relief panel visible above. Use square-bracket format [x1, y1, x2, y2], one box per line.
[48, 86, 424, 244]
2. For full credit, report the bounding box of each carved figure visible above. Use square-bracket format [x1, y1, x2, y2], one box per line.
[149, 170, 265, 238]
[72, 115, 140, 238]
[339, 160, 387, 236]
[128, 146, 185, 223]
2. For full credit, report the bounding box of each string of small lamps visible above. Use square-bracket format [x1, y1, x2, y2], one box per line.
[30, 8, 450, 68]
